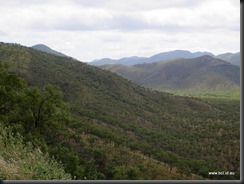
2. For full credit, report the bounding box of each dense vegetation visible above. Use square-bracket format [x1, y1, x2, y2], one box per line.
[0, 42, 240, 180]
[0, 61, 71, 179]
[0, 124, 71, 180]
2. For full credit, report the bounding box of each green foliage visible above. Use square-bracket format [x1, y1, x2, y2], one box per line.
[112, 166, 140, 179]
[0, 124, 71, 180]
[0, 61, 25, 119]
[19, 84, 69, 131]
[162, 89, 240, 100]
[0, 59, 73, 179]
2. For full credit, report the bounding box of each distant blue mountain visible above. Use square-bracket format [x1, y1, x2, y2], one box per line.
[215, 52, 240, 66]
[90, 56, 147, 66]
[31, 44, 66, 57]
[100, 55, 240, 91]
[89, 50, 214, 66]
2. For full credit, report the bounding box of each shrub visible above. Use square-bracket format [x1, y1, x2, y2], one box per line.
[0, 123, 71, 180]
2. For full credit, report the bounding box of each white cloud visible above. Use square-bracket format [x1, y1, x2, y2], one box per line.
[142, 0, 239, 31]
[0, 0, 240, 61]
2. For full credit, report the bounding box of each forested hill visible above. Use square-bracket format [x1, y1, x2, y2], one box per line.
[0, 42, 240, 180]
[100, 55, 240, 91]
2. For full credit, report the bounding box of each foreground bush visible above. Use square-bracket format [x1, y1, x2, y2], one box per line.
[0, 124, 71, 180]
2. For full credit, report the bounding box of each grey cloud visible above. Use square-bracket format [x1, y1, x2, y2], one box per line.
[29, 13, 193, 32]
[111, 15, 149, 30]
[3, 0, 238, 33]
[71, 0, 202, 11]
[30, 18, 111, 31]
[0, 0, 51, 8]
[71, 0, 110, 7]
[110, 16, 194, 32]
[0, 31, 8, 36]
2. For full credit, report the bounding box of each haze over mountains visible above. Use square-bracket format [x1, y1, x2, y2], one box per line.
[90, 50, 240, 66]
[100, 55, 240, 92]
[215, 52, 240, 66]
[30, 44, 240, 67]
[90, 50, 214, 66]
[28, 44, 240, 92]
[32, 44, 67, 57]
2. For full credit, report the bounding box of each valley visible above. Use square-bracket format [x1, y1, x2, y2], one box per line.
[0, 42, 240, 180]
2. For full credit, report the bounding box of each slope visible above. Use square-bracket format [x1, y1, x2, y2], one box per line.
[101, 55, 240, 92]
[0, 42, 240, 180]
[146, 50, 213, 63]
[215, 52, 240, 66]
[90, 56, 147, 66]
[32, 44, 67, 57]
[0, 124, 71, 180]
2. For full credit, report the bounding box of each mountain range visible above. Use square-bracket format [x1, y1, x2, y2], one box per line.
[215, 52, 240, 66]
[0, 42, 240, 180]
[90, 50, 214, 66]
[27, 44, 241, 92]
[100, 55, 240, 91]
[31, 44, 240, 67]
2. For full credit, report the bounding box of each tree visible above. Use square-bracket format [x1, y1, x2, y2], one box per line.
[0, 61, 25, 118]
[175, 159, 191, 177]
[112, 166, 140, 179]
[20, 84, 69, 132]
[165, 151, 178, 172]
[126, 166, 140, 179]
[112, 166, 128, 179]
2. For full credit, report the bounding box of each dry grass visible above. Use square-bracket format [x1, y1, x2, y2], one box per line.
[0, 124, 71, 180]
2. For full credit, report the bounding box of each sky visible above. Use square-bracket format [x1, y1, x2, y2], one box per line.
[0, 0, 240, 62]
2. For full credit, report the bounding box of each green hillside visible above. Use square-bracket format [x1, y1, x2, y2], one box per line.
[0, 42, 240, 180]
[100, 56, 240, 92]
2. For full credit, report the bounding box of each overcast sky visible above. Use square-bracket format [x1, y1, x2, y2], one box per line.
[0, 0, 240, 62]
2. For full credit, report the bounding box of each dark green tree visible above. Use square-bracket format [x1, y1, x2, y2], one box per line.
[0, 61, 25, 119]
[19, 84, 69, 132]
